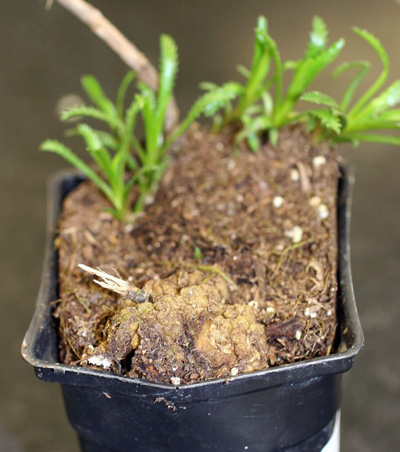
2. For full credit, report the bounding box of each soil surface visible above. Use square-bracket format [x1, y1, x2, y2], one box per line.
[55, 124, 339, 385]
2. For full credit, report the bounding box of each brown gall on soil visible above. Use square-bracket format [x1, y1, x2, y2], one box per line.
[80, 273, 268, 383]
[54, 124, 339, 384]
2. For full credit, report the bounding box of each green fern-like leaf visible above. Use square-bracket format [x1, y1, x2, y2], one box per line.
[336, 132, 400, 146]
[154, 35, 179, 132]
[40, 139, 115, 204]
[81, 75, 117, 118]
[301, 91, 340, 109]
[164, 82, 242, 151]
[236, 65, 251, 79]
[308, 109, 343, 134]
[281, 39, 345, 109]
[61, 106, 123, 131]
[332, 61, 371, 111]
[116, 71, 136, 119]
[306, 16, 329, 58]
[348, 28, 389, 118]
[357, 79, 400, 120]
[74, 124, 114, 178]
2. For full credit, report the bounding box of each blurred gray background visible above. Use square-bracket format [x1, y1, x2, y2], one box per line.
[1, 0, 400, 451]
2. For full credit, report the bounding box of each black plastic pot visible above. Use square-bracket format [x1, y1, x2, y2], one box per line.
[22, 165, 363, 452]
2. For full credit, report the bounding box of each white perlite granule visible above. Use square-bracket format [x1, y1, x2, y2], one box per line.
[87, 355, 112, 369]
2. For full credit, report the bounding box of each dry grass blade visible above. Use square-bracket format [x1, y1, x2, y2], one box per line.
[78, 264, 152, 303]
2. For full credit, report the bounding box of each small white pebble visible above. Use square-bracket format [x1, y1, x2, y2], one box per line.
[145, 195, 155, 206]
[273, 196, 284, 208]
[216, 142, 224, 151]
[310, 312, 317, 319]
[248, 300, 259, 309]
[266, 307, 275, 314]
[313, 156, 327, 167]
[275, 243, 284, 251]
[230, 367, 239, 376]
[304, 308, 310, 316]
[230, 233, 237, 240]
[290, 168, 300, 181]
[327, 310, 332, 317]
[295, 330, 302, 340]
[88, 355, 112, 370]
[309, 196, 321, 207]
[285, 226, 303, 243]
[124, 223, 134, 234]
[292, 226, 303, 243]
[170, 377, 181, 386]
[236, 194, 244, 203]
[318, 204, 329, 220]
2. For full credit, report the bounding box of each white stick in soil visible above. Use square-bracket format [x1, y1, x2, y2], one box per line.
[50, 0, 179, 131]
[78, 264, 152, 303]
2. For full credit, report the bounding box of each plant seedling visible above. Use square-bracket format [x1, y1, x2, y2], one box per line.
[41, 35, 239, 220]
[203, 16, 400, 150]
[202, 16, 344, 149]
[301, 27, 400, 146]
[194, 246, 203, 260]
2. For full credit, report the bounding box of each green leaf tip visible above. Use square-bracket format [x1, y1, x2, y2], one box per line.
[308, 16, 328, 56]
[352, 27, 389, 69]
[255, 15, 268, 35]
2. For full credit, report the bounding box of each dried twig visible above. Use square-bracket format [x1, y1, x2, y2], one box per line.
[51, 0, 179, 131]
[296, 162, 311, 193]
[78, 264, 152, 303]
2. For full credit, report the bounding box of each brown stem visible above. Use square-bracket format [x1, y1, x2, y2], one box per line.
[52, 0, 179, 130]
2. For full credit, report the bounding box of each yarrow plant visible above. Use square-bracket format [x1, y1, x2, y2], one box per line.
[41, 17, 400, 220]
[41, 35, 239, 220]
[302, 27, 400, 146]
[203, 16, 400, 150]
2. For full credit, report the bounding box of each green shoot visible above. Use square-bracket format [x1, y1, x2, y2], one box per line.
[302, 28, 400, 146]
[194, 246, 203, 260]
[41, 35, 236, 220]
[203, 16, 400, 150]
[202, 16, 344, 149]
[41, 88, 142, 220]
